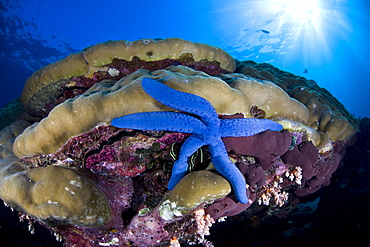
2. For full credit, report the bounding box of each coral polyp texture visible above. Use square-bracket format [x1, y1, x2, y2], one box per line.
[111, 77, 283, 203]
[20, 38, 235, 117]
[0, 38, 358, 246]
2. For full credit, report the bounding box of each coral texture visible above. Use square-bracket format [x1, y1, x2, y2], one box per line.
[21, 38, 235, 117]
[112, 77, 282, 203]
[235, 60, 358, 142]
[0, 166, 110, 227]
[0, 38, 359, 246]
[13, 65, 306, 158]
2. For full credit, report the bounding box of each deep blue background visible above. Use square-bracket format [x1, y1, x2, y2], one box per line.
[1, 0, 369, 117]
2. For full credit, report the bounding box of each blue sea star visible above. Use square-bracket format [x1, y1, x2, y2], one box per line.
[111, 78, 283, 203]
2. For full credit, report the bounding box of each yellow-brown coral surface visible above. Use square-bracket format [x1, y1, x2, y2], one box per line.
[0, 38, 359, 245]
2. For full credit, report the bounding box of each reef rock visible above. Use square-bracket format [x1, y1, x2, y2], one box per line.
[0, 38, 358, 246]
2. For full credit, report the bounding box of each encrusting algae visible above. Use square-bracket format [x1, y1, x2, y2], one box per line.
[0, 38, 358, 246]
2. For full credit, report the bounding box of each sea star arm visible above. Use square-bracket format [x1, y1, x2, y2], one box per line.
[219, 118, 283, 137]
[112, 78, 281, 204]
[111, 111, 206, 134]
[141, 78, 218, 126]
[167, 135, 207, 190]
[209, 138, 248, 203]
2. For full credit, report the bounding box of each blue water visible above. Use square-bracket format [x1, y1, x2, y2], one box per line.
[1, 0, 369, 117]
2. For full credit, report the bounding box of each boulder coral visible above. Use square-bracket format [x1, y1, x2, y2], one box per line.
[21, 38, 235, 117]
[0, 38, 358, 246]
[13, 65, 309, 158]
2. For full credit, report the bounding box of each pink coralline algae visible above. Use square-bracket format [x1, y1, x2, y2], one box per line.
[223, 130, 292, 170]
[0, 39, 360, 246]
[17, 113, 355, 246]
[30, 56, 230, 118]
[84, 133, 155, 177]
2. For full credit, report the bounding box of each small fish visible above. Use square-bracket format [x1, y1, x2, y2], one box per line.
[260, 29, 270, 34]
[303, 68, 308, 73]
